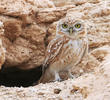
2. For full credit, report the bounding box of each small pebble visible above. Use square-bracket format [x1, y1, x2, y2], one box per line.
[38, 92, 44, 95]
[54, 89, 61, 94]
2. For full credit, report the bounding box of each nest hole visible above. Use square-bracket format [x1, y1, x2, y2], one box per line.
[0, 65, 42, 87]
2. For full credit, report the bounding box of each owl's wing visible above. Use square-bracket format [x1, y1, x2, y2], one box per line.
[42, 36, 64, 73]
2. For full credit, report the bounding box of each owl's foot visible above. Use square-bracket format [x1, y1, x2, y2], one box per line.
[53, 72, 62, 82]
[68, 72, 74, 79]
[52, 78, 62, 82]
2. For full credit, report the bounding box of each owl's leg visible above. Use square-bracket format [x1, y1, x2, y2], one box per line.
[68, 71, 74, 79]
[53, 71, 62, 82]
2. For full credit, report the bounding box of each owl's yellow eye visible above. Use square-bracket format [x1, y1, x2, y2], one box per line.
[75, 24, 81, 29]
[62, 24, 68, 29]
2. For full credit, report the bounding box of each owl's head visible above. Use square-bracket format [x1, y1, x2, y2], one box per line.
[56, 17, 87, 38]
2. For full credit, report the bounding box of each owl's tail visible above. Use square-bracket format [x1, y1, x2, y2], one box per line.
[38, 68, 53, 84]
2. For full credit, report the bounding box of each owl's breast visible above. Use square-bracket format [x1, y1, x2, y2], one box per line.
[59, 39, 86, 67]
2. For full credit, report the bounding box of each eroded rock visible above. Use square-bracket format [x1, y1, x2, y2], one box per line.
[0, 21, 5, 69]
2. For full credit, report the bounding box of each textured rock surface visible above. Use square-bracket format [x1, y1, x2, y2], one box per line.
[0, 21, 5, 69]
[51, 0, 101, 7]
[0, 0, 55, 69]
[0, 0, 110, 99]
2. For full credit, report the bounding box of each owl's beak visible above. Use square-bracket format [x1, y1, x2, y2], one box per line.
[69, 27, 73, 35]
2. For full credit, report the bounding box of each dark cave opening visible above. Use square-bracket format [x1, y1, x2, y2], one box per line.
[0, 66, 42, 87]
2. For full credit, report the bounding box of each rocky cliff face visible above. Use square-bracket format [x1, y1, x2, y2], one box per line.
[0, 0, 55, 69]
[0, 0, 110, 99]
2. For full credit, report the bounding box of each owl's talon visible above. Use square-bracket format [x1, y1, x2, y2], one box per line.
[70, 75, 74, 79]
[68, 72, 74, 79]
[57, 78, 63, 82]
[70, 76, 74, 79]
[52, 78, 62, 82]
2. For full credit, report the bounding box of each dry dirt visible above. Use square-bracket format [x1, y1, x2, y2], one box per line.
[0, 0, 110, 100]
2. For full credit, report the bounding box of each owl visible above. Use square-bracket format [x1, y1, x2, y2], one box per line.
[38, 17, 88, 84]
